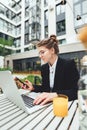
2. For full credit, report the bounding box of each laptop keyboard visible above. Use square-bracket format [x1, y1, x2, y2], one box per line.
[21, 94, 35, 108]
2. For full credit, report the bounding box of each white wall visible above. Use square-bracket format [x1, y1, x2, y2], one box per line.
[48, 0, 56, 36]
[65, 0, 78, 43]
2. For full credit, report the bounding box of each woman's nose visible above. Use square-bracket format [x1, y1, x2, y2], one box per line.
[39, 55, 43, 58]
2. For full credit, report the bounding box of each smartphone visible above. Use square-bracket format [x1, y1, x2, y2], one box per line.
[15, 77, 29, 89]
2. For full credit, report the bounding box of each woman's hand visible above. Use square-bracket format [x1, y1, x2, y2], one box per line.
[33, 92, 58, 105]
[24, 80, 34, 91]
[15, 80, 23, 89]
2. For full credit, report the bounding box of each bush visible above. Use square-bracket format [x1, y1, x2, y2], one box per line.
[0, 67, 13, 72]
[21, 74, 42, 85]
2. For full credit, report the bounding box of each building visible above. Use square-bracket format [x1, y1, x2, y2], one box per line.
[0, 0, 87, 71]
[0, 56, 4, 68]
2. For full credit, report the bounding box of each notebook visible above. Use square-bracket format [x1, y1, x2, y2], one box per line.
[0, 71, 51, 114]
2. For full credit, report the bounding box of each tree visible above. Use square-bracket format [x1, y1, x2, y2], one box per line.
[0, 37, 13, 56]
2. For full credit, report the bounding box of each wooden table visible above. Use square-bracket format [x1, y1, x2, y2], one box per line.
[0, 93, 79, 130]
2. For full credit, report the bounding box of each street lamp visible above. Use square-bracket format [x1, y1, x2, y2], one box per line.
[75, 14, 87, 34]
[56, 0, 66, 6]
[76, 15, 82, 21]
[60, 0, 66, 5]
[49, 0, 66, 11]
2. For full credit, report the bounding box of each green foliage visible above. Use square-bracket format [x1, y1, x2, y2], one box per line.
[21, 75, 42, 85]
[0, 67, 13, 72]
[0, 47, 12, 56]
[0, 37, 13, 46]
[0, 37, 13, 56]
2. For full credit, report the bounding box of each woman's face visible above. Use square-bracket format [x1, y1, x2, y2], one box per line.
[38, 46, 55, 63]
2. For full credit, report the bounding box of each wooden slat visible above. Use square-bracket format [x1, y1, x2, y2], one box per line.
[0, 112, 27, 130]
[69, 107, 79, 130]
[0, 94, 5, 98]
[22, 105, 53, 130]
[56, 100, 78, 130]
[0, 105, 18, 116]
[33, 110, 54, 130]
[0, 101, 13, 109]
[33, 102, 73, 130]
[0, 94, 7, 101]
[0, 107, 21, 120]
[0, 104, 15, 111]
[9, 109, 46, 130]
[0, 98, 9, 104]
[0, 110, 25, 126]
[45, 101, 73, 130]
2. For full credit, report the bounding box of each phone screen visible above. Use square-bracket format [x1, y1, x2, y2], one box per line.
[15, 77, 28, 89]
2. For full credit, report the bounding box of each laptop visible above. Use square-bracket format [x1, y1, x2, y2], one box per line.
[0, 71, 51, 114]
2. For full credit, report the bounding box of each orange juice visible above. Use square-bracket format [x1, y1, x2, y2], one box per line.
[78, 26, 87, 49]
[53, 95, 68, 117]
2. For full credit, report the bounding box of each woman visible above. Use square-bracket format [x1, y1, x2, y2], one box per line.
[24, 34, 80, 105]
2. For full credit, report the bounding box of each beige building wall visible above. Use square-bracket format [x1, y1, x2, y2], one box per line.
[4, 49, 38, 69]
[4, 41, 86, 69]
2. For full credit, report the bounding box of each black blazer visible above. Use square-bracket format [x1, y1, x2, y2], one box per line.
[34, 57, 80, 101]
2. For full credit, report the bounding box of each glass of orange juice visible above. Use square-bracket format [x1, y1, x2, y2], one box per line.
[53, 94, 68, 117]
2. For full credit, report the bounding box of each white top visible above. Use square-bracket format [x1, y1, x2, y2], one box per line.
[49, 57, 58, 90]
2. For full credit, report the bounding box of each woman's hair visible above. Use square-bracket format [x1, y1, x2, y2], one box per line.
[37, 34, 59, 54]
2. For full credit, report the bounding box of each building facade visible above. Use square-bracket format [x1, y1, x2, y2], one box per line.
[0, 0, 87, 71]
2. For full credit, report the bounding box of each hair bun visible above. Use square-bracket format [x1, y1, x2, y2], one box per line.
[50, 34, 56, 41]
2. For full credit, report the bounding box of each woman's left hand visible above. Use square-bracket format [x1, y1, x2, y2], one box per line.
[33, 92, 58, 105]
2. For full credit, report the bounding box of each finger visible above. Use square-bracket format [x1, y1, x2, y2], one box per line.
[40, 98, 49, 105]
[33, 96, 46, 105]
[33, 93, 47, 104]
[25, 80, 30, 84]
[25, 80, 31, 84]
[33, 97, 41, 104]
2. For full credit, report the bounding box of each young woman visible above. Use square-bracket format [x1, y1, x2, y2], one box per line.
[24, 35, 80, 105]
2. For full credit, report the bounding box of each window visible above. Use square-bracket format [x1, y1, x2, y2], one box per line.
[82, 1, 87, 14]
[25, 7, 29, 17]
[56, 5, 60, 15]
[16, 25, 21, 35]
[15, 38, 21, 47]
[74, 4, 81, 18]
[44, 0, 48, 7]
[74, 0, 80, 3]
[44, 10, 48, 21]
[7, 60, 9, 68]
[25, 34, 29, 45]
[31, 22, 36, 33]
[16, 13, 21, 22]
[83, 14, 87, 23]
[56, 20, 66, 35]
[0, 19, 3, 30]
[45, 26, 48, 38]
[25, 0, 29, 5]
[14, 2, 21, 11]
[74, 0, 87, 27]
[59, 39, 66, 44]
[25, 21, 29, 34]
[56, 4, 65, 15]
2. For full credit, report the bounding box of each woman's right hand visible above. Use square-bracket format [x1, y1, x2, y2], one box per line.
[24, 80, 34, 91]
